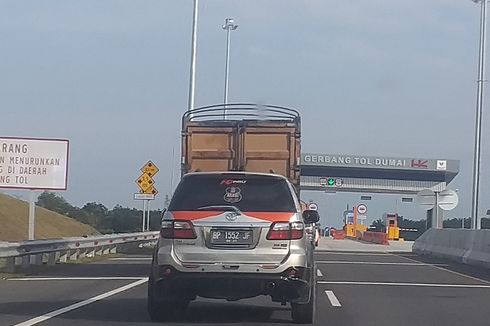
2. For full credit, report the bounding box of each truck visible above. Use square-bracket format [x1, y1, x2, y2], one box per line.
[180, 103, 301, 192]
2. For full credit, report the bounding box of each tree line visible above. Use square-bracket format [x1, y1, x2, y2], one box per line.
[36, 191, 490, 237]
[36, 192, 171, 233]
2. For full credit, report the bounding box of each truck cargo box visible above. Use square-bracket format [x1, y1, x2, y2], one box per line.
[181, 104, 301, 191]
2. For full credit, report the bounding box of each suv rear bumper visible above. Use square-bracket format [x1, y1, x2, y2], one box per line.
[157, 246, 310, 274]
[150, 266, 312, 304]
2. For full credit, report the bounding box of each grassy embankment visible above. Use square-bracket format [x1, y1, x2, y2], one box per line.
[0, 193, 99, 241]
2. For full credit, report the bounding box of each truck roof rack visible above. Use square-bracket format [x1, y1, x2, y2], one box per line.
[183, 103, 300, 123]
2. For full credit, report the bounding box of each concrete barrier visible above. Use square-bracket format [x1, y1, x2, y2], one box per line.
[331, 230, 346, 240]
[362, 231, 389, 245]
[413, 229, 490, 269]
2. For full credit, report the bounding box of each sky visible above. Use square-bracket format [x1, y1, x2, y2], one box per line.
[1, 0, 489, 228]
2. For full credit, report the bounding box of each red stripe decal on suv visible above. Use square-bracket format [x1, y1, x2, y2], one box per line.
[244, 212, 295, 222]
[170, 211, 294, 222]
[171, 211, 225, 220]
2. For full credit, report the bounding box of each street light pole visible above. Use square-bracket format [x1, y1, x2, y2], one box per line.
[187, 0, 199, 115]
[222, 18, 238, 119]
[471, 0, 487, 229]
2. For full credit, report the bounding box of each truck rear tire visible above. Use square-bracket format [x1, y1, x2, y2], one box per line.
[148, 279, 167, 322]
[147, 275, 189, 322]
[291, 295, 315, 323]
[291, 272, 316, 324]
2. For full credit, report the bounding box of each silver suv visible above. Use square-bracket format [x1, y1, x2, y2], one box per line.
[148, 172, 319, 323]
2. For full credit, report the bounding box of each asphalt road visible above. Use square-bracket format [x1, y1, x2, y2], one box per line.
[1, 242, 490, 326]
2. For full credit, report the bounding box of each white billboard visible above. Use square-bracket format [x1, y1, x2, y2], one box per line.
[0, 137, 69, 190]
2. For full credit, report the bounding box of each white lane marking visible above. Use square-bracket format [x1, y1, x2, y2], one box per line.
[13, 278, 148, 326]
[317, 269, 323, 277]
[317, 281, 490, 289]
[315, 252, 391, 256]
[316, 261, 448, 267]
[109, 257, 152, 261]
[393, 253, 490, 284]
[9, 277, 145, 281]
[325, 290, 342, 307]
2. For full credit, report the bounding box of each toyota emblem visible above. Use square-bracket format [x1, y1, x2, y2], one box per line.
[225, 212, 238, 221]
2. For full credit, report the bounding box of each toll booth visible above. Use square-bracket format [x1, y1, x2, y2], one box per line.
[344, 207, 367, 238]
[384, 213, 400, 240]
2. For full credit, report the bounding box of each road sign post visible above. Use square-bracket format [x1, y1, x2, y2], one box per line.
[28, 190, 36, 240]
[135, 161, 159, 231]
[357, 204, 367, 215]
[416, 189, 459, 229]
[141, 200, 146, 232]
[308, 202, 318, 211]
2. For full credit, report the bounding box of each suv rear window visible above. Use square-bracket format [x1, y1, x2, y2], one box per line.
[169, 174, 296, 212]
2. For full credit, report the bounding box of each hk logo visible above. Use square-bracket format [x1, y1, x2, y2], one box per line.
[411, 159, 428, 169]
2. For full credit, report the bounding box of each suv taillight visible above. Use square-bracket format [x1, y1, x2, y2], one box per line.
[160, 220, 197, 239]
[267, 222, 304, 240]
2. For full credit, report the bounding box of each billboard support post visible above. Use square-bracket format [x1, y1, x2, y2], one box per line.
[28, 190, 36, 240]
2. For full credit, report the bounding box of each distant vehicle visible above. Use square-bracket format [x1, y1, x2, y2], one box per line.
[305, 223, 321, 247]
[148, 172, 319, 323]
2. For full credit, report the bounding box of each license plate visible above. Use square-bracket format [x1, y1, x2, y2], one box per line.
[210, 230, 253, 245]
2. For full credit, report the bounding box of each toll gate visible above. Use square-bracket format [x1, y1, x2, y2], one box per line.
[299, 153, 460, 228]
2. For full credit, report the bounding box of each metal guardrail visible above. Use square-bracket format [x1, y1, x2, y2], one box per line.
[0, 232, 159, 273]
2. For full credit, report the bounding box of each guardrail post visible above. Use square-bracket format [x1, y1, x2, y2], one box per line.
[69, 250, 79, 261]
[86, 248, 95, 258]
[54, 251, 61, 263]
[31, 254, 43, 266]
[0, 257, 15, 273]
[46, 252, 57, 265]
[59, 251, 68, 263]
[21, 255, 30, 269]
[41, 253, 48, 264]
[6, 257, 15, 273]
[95, 247, 103, 256]
[78, 249, 87, 259]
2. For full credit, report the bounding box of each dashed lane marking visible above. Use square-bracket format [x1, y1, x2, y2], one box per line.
[315, 252, 391, 256]
[109, 257, 152, 261]
[317, 281, 490, 289]
[316, 261, 448, 267]
[325, 290, 342, 307]
[13, 278, 148, 326]
[9, 277, 145, 281]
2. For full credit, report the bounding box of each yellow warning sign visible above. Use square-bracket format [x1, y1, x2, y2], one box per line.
[141, 185, 159, 195]
[141, 161, 159, 177]
[136, 161, 159, 197]
[136, 173, 154, 192]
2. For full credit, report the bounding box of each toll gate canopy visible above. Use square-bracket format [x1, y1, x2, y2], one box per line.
[300, 153, 459, 194]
